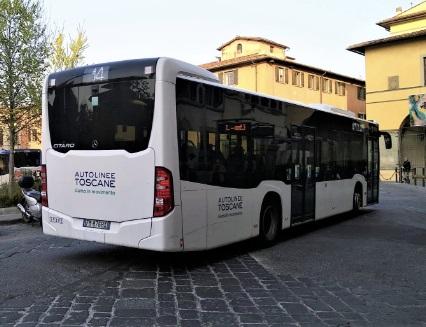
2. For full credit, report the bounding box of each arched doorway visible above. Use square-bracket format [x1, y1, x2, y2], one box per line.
[399, 115, 426, 169]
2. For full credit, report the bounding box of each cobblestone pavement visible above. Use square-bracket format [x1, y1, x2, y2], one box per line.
[0, 249, 374, 327]
[0, 183, 425, 327]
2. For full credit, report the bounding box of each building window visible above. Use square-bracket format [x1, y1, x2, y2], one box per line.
[308, 74, 315, 89]
[276, 67, 289, 84]
[220, 70, 238, 85]
[270, 45, 274, 53]
[292, 70, 304, 87]
[388, 75, 399, 90]
[237, 43, 242, 54]
[424, 57, 426, 86]
[322, 78, 332, 93]
[358, 113, 366, 119]
[335, 81, 346, 96]
[357, 86, 366, 100]
[27, 128, 38, 142]
[314, 76, 320, 91]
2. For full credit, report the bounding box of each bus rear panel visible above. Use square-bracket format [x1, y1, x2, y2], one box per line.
[42, 58, 192, 251]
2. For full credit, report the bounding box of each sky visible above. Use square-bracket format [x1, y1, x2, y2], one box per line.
[42, 0, 421, 80]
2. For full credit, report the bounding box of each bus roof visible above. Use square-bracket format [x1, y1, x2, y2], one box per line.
[47, 58, 160, 88]
[47, 57, 219, 87]
[46, 57, 374, 125]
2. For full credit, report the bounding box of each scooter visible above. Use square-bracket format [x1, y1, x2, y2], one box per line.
[17, 175, 42, 224]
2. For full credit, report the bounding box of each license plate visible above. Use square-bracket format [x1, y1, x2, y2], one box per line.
[83, 219, 111, 230]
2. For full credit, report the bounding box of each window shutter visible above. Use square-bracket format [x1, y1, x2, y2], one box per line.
[388, 76, 399, 90]
[424, 57, 426, 86]
[275, 66, 279, 82]
[285, 68, 289, 84]
[301, 73, 304, 87]
[218, 72, 223, 83]
[233, 69, 238, 85]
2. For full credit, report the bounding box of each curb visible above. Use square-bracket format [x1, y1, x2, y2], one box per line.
[0, 215, 23, 226]
[0, 207, 19, 215]
[0, 207, 22, 225]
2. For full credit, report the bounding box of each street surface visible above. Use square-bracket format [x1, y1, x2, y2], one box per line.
[0, 183, 425, 327]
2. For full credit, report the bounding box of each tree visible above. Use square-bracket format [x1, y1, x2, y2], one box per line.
[0, 0, 49, 194]
[50, 29, 88, 71]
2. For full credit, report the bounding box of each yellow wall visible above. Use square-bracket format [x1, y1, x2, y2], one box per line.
[221, 40, 286, 60]
[230, 64, 257, 91]
[214, 38, 365, 112]
[0, 124, 41, 150]
[389, 2, 426, 34]
[350, 2, 426, 170]
[398, 2, 426, 17]
[365, 39, 426, 130]
[390, 18, 426, 34]
[217, 62, 358, 111]
[347, 84, 366, 115]
[27, 139, 41, 149]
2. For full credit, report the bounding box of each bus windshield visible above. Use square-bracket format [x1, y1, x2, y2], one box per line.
[48, 78, 155, 153]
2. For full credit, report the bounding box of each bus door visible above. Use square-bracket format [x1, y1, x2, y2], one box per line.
[367, 136, 379, 203]
[291, 126, 316, 224]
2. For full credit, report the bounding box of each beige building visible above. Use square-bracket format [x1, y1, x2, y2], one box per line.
[201, 36, 366, 117]
[0, 126, 40, 150]
[348, 2, 426, 179]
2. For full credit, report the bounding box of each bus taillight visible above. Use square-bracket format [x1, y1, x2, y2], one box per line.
[41, 164, 48, 207]
[153, 167, 174, 217]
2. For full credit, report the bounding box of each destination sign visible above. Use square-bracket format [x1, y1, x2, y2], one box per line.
[217, 122, 249, 134]
[83, 66, 110, 83]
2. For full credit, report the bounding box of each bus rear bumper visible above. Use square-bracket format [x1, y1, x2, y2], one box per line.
[42, 207, 183, 251]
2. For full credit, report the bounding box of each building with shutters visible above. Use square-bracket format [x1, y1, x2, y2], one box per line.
[0, 124, 41, 150]
[200, 36, 366, 118]
[348, 1, 426, 179]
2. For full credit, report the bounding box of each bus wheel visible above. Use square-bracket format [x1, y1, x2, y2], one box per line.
[259, 199, 280, 244]
[353, 189, 362, 211]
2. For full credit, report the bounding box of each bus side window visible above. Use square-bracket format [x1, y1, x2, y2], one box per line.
[315, 138, 322, 181]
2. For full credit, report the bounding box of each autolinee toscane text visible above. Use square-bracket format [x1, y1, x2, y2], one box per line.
[74, 171, 116, 188]
[218, 196, 243, 211]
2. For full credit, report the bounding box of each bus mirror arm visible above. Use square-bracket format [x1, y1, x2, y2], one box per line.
[379, 131, 392, 149]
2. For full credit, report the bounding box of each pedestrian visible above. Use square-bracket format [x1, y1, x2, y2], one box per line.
[402, 158, 411, 183]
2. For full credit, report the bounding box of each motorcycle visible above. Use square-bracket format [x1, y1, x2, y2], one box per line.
[17, 175, 42, 224]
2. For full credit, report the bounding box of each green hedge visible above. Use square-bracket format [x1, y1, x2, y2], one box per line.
[0, 182, 23, 208]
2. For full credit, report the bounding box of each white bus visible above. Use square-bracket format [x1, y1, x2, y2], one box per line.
[41, 58, 391, 251]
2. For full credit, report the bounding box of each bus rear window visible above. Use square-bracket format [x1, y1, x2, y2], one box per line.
[48, 78, 155, 153]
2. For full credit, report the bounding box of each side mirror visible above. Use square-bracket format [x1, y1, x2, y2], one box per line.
[379, 131, 392, 149]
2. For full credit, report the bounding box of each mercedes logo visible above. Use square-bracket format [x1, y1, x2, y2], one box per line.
[92, 139, 99, 148]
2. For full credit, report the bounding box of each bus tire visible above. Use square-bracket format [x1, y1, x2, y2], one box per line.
[259, 198, 281, 245]
[353, 185, 362, 212]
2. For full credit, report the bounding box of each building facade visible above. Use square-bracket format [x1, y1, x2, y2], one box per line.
[201, 36, 366, 117]
[0, 125, 41, 150]
[348, 1, 426, 178]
